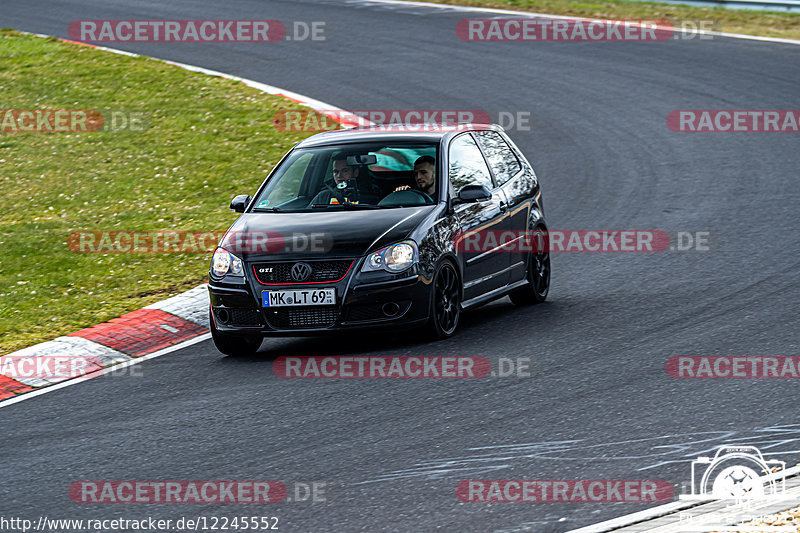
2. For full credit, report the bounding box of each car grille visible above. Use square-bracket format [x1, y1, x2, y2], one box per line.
[253, 260, 353, 285]
[229, 309, 262, 326]
[264, 307, 338, 329]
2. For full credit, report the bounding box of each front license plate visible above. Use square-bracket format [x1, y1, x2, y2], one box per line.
[262, 288, 336, 307]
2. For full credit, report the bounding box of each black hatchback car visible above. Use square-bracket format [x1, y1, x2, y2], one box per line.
[208, 124, 548, 355]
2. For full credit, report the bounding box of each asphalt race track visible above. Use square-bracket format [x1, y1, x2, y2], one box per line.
[2, 0, 800, 531]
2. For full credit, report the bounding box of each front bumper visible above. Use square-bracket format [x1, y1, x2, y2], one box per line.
[208, 259, 431, 335]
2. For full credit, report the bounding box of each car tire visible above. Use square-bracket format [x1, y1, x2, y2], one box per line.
[210, 309, 262, 356]
[427, 260, 462, 339]
[510, 227, 550, 306]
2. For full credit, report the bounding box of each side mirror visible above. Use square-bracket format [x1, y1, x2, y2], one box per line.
[454, 184, 492, 204]
[229, 194, 251, 213]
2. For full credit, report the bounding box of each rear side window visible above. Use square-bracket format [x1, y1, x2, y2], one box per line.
[475, 131, 521, 186]
[448, 133, 494, 194]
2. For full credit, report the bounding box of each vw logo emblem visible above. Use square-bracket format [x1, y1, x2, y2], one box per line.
[290, 262, 312, 282]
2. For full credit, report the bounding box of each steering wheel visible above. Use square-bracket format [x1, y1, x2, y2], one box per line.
[404, 188, 435, 204]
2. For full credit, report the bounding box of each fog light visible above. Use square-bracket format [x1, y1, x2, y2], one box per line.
[382, 302, 400, 317]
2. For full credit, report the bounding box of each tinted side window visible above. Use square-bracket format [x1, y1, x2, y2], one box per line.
[475, 131, 521, 186]
[448, 134, 493, 195]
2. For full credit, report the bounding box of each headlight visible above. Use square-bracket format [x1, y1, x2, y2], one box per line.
[361, 241, 418, 273]
[211, 247, 244, 278]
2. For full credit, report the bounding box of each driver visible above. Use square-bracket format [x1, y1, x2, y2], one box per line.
[412, 156, 436, 197]
[310, 154, 381, 206]
[394, 156, 436, 198]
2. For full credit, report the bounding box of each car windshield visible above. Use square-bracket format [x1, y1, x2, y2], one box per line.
[251, 142, 439, 211]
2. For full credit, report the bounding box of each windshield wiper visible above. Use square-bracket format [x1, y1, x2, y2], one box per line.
[252, 207, 283, 212]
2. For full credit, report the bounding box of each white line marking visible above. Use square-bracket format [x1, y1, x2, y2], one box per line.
[565, 500, 706, 533]
[357, 0, 800, 46]
[0, 333, 212, 409]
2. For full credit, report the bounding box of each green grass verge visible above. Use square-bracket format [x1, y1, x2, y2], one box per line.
[432, 0, 800, 40]
[0, 29, 313, 354]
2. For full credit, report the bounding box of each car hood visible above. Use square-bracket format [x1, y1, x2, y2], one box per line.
[220, 206, 433, 261]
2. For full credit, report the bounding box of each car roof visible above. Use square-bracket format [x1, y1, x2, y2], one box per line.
[295, 123, 504, 148]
